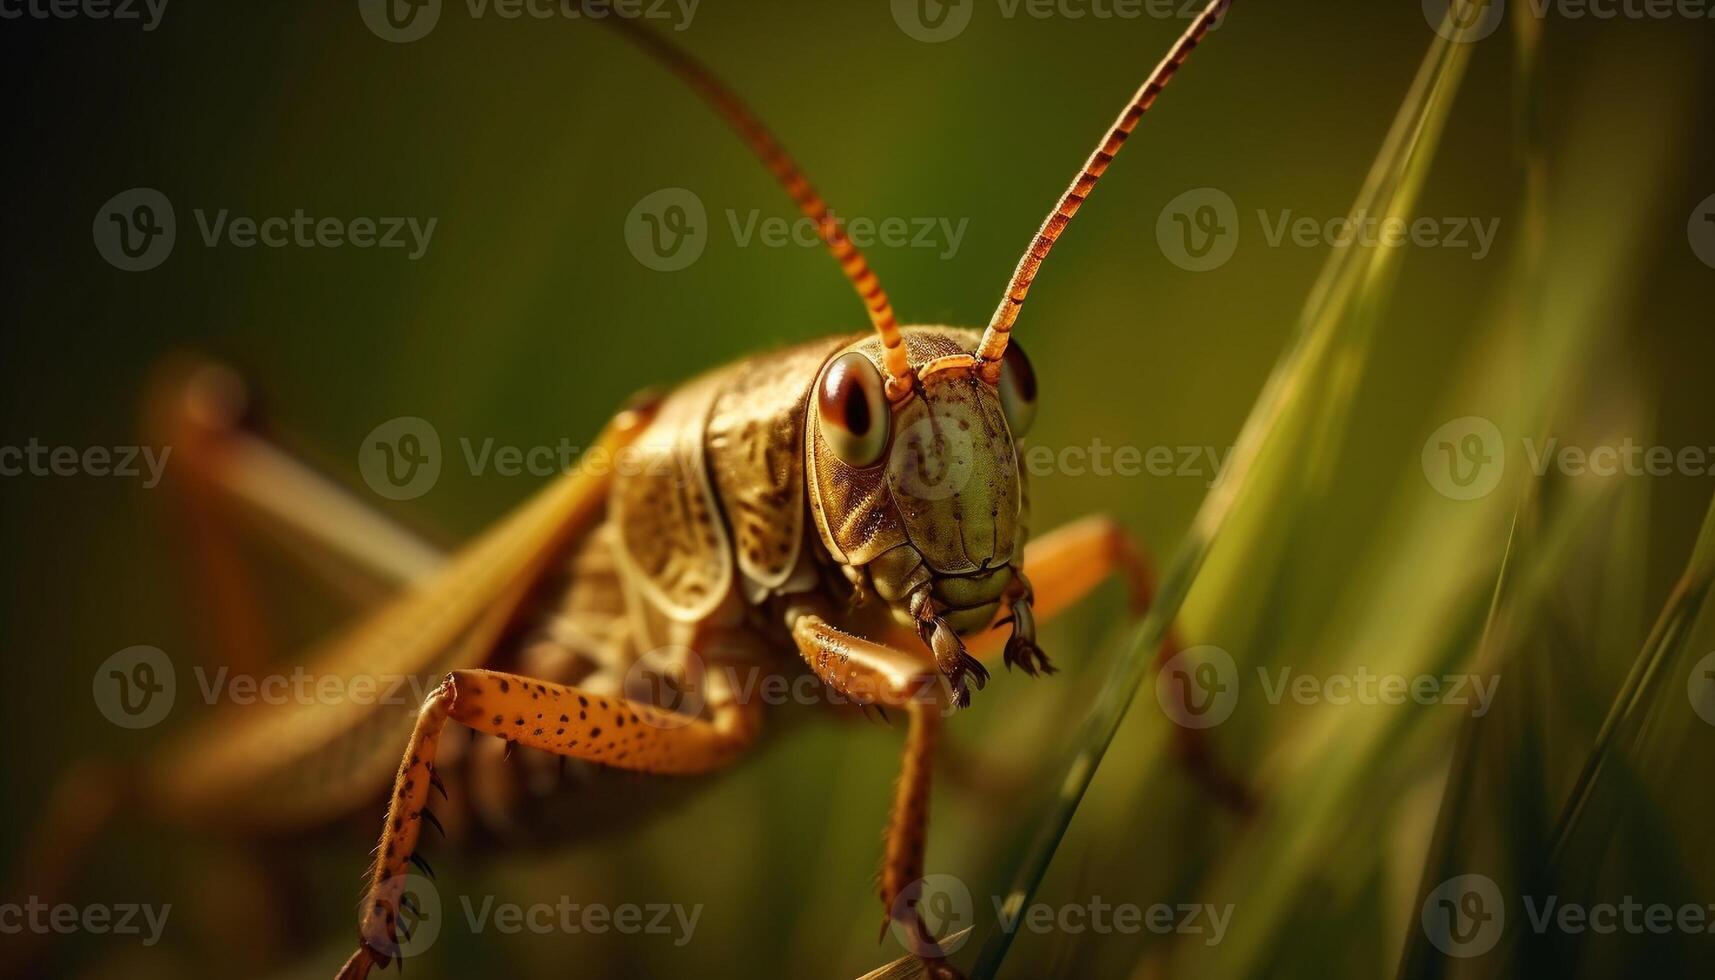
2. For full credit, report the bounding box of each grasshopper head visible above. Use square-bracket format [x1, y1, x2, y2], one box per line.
[805, 327, 1038, 638]
[604, 0, 1227, 704]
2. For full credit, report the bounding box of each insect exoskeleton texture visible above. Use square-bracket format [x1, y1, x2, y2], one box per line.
[613, 325, 1038, 636]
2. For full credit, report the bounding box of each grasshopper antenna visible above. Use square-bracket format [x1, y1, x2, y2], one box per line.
[602, 16, 915, 399]
[975, 0, 1232, 380]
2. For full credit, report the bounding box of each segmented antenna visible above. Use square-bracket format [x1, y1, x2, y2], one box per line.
[604, 17, 914, 397]
[975, 0, 1231, 375]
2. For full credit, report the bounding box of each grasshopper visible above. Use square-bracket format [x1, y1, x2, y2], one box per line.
[11, 3, 1246, 977]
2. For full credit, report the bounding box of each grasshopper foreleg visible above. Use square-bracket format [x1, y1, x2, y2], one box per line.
[788, 609, 950, 708]
[879, 699, 963, 979]
[996, 569, 1054, 677]
[907, 591, 989, 708]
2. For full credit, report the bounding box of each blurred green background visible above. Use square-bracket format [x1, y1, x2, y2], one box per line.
[2, 2, 1713, 978]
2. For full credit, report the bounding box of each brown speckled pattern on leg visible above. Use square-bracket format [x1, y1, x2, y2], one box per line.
[350, 668, 758, 971]
[443, 669, 755, 775]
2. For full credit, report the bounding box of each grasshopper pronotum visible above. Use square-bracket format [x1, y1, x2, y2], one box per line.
[14, 3, 1246, 977]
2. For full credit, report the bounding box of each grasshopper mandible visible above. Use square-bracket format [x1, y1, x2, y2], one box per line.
[12, 4, 1245, 978]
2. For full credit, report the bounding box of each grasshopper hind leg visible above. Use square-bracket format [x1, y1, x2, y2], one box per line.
[338, 668, 761, 978]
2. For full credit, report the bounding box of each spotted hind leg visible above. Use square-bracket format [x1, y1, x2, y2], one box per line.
[336, 668, 760, 979]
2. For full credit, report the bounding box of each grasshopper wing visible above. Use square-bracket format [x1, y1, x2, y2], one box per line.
[148, 410, 650, 830]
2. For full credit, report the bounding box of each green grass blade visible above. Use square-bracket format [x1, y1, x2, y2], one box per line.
[1548, 493, 1715, 864]
[967, 23, 1476, 979]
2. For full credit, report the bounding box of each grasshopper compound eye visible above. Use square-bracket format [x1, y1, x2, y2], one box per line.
[997, 342, 1038, 437]
[817, 351, 891, 467]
